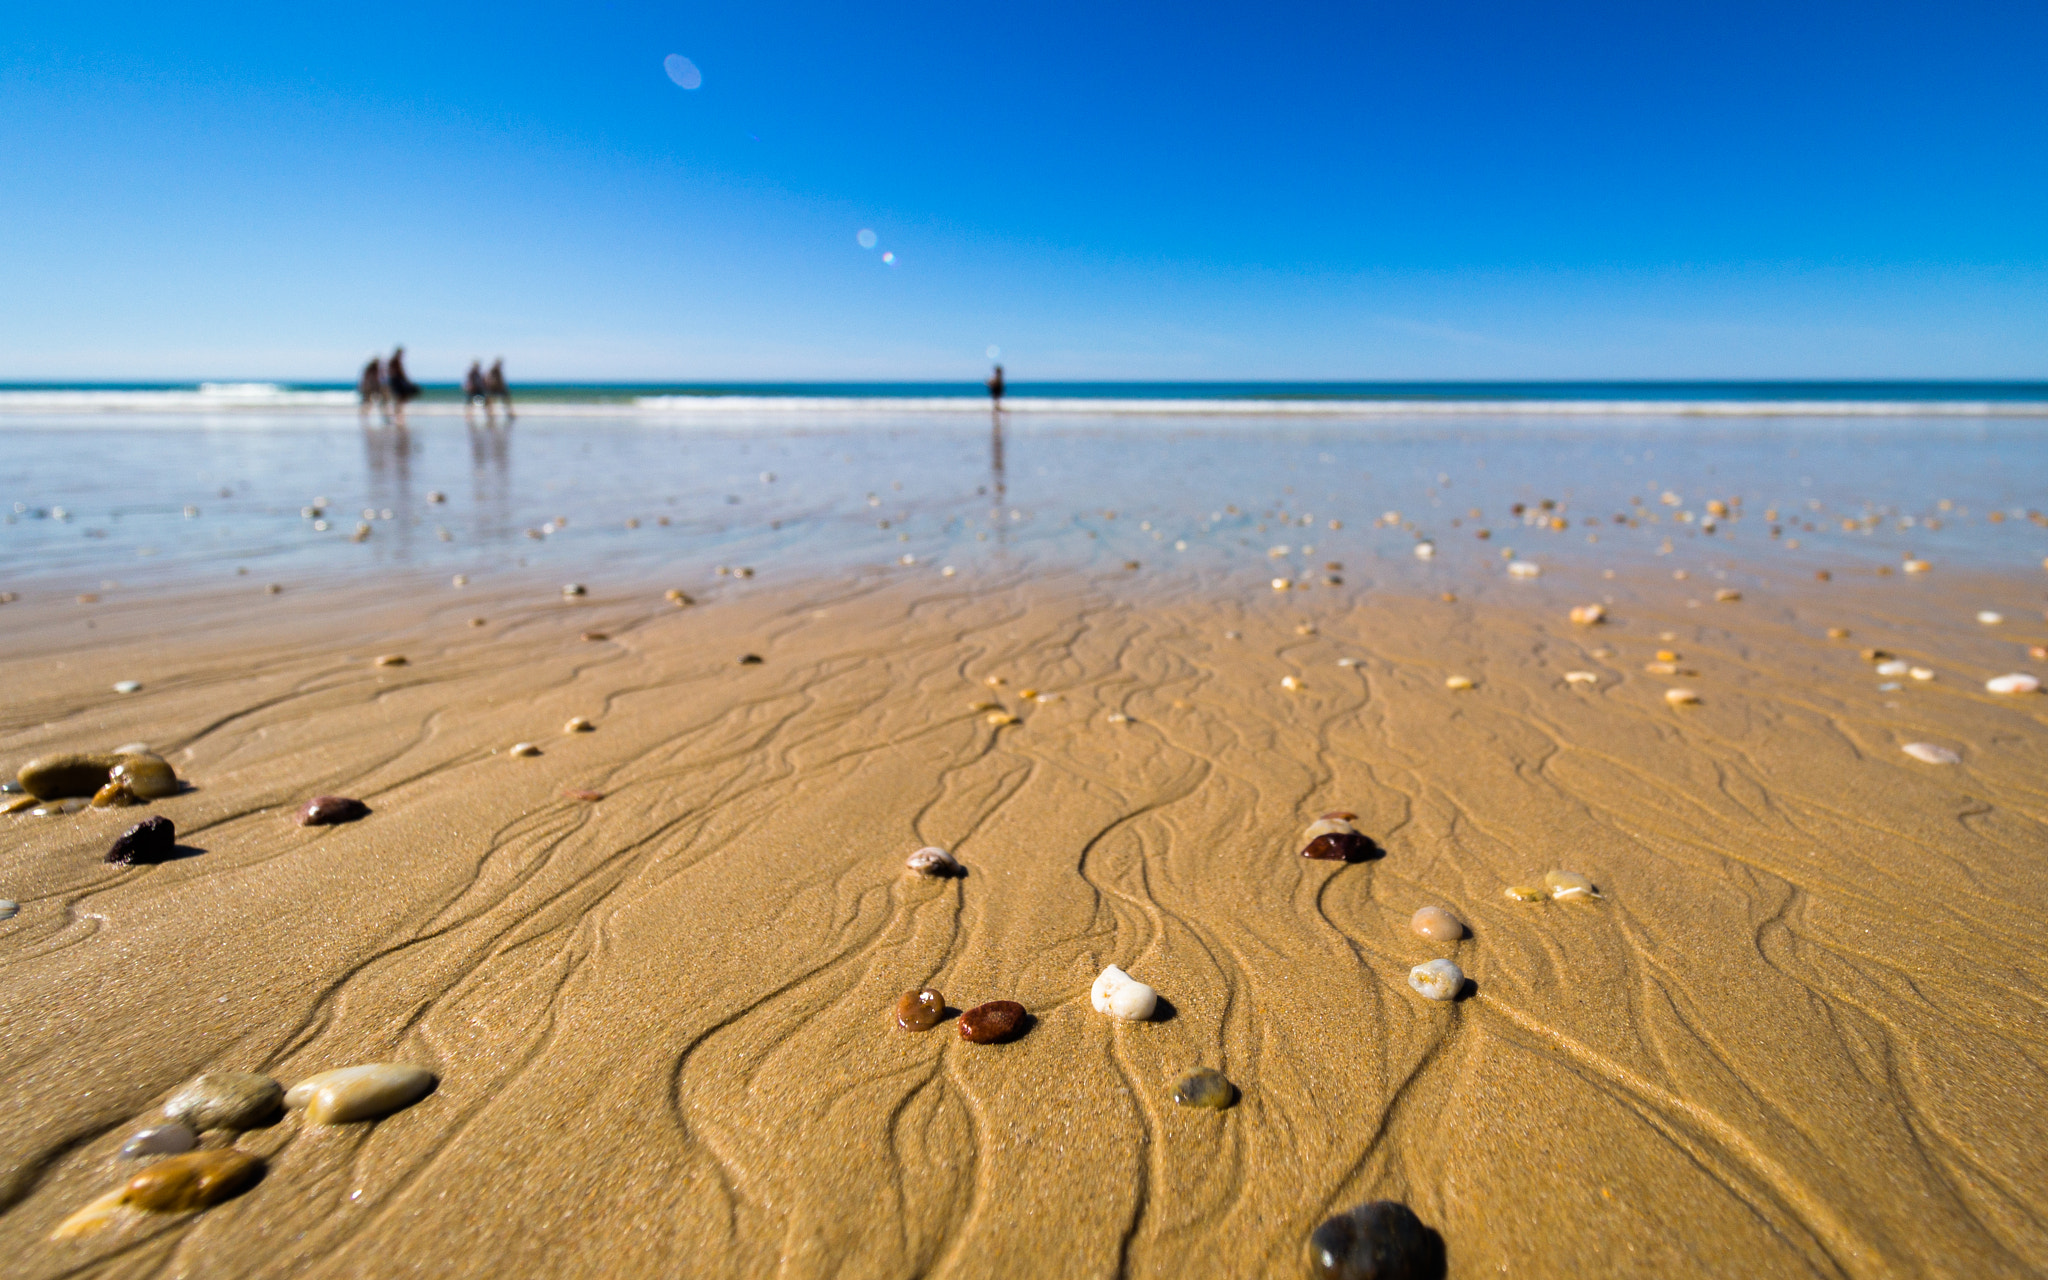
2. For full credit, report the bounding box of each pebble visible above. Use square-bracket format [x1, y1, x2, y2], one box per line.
[1903, 559, 1930, 574]
[509, 742, 542, 757]
[739, 653, 764, 665]
[1827, 627, 1850, 639]
[0, 900, 16, 920]
[1308, 1201, 1440, 1280]
[18, 752, 122, 799]
[52, 1150, 265, 1238]
[452, 574, 467, 587]
[1977, 611, 2004, 625]
[374, 654, 407, 667]
[1987, 673, 2039, 695]
[1665, 687, 1701, 705]
[1407, 958, 1464, 1001]
[1410, 906, 1463, 941]
[1106, 712, 1132, 723]
[164, 1071, 284, 1131]
[1504, 884, 1547, 902]
[1171, 1067, 1237, 1110]
[113, 680, 142, 694]
[1412, 541, 1434, 560]
[562, 583, 586, 597]
[1302, 817, 1357, 841]
[1564, 671, 1597, 684]
[285, 1063, 437, 1124]
[582, 631, 609, 642]
[1280, 675, 1304, 691]
[1, 795, 33, 814]
[985, 711, 1019, 726]
[1337, 657, 1360, 667]
[1715, 588, 1742, 602]
[111, 754, 179, 799]
[1444, 675, 1474, 690]
[565, 717, 595, 733]
[1302, 831, 1370, 862]
[666, 589, 694, 606]
[906, 846, 962, 876]
[1507, 561, 1541, 578]
[1874, 660, 1909, 677]
[1902, 742, 1960, 765]
[1568, 604, 1605, 625]
[1910, 667, 1935, 681]
[106, 816, 176, 865]
[298, 796, 368, 826]
[92, 780, 140, 807]
[1544, 870, 1598, 900]
[566, 789, 605, 801]
[118, 1122, 197, 1159]
[895, 988, 946, 1031]
[1090, 965, 1158, 1021]
[1643, 661, 1680, 675]
[958, 1000, 1026, 1043]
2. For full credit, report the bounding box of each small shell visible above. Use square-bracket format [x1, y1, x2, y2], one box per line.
[1171, 1067, 1236, 1110]
[1444, 675, 1474, 690]
[1715, 588, 1742, 602]
[1909, 667, 1934, 681]
[1507, 561, 1541, 578]
[1902, 559, 1930, 573]
[509, 742, 542, 757]
[564, 717, 595, 733]
[1408, 958, 1464, 1001]
[1544, 870, 1598, 900]
[1568, 604, 1605, 625]
[1901, 742, 1960, 765]
[905, 846, 961, 877]
[985, 711, 1019, 726]
[1874, 660, 1909, 677]
[1302, 817, 1357, 842]
[1413, 542, 1435, 560]
[1977, 611, 2003, 625]
[113, 680, 143, 694]
[1664, 687, 1701, 705]
[1564, 671, 1598, 684]
[562, 583, 587, 596]
[1279, 675, 1304, 691]
[1504, 885, 1547, 902]
[1986, 673, 2040, 695]
[374, 654, 407, 667]
[1410, 906, 1463, 941]
[1090, 965, 1158, 1021]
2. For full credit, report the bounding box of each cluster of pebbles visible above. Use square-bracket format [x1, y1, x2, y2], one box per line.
[54, 1064, 436, 1240]
[4, 747, 182, 816]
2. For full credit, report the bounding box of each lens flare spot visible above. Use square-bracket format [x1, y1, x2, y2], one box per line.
[663, 55, 702, 90]
[881, 251, 896, 265]
[986, 345, 1001, 360]
[856, 229, 878, 249]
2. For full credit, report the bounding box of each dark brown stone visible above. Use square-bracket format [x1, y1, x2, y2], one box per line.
[566, 789, 605, 802]
[895, 988, 946, 1031]
[1308, 1201, 1442, 1280]
[958, 1000, 1025, 1043]
[1303, 831, 1369, 862]
[298, 796, 368, 826]
[739, 654, 764, 665]
[106, 816, 175, 865]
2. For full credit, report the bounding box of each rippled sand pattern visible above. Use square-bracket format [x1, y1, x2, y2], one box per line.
[1, 570, 2044, 1277]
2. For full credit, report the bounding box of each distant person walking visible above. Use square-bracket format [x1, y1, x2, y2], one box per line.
[357, 356, 387, 422]
[385, 347, 420, 426]
[485, 358, 514, 422]
[463, 360, 488, 422]
[986, 363, 1005, 406]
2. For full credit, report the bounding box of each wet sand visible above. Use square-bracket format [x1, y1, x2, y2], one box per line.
[2, 561, 2045, 1277]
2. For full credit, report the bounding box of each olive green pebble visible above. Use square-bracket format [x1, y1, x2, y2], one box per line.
[1172, 1067, 1237, 1110]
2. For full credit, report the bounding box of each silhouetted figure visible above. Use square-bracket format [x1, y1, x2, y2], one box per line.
[485, 358, 514, 421]
[985, 363, 1005, 405]
[386, 346, 420, 426]
[463, 360, 487, 422]
[357, 357, 387, 423]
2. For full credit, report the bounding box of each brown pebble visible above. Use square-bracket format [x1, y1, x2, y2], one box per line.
[298, 796, 368, 826]
[895, 988, 946, 1031]
[1826, 627, 1849, 639]
[106, 816, 175, 865]
[581, 631, 608, 642]
[958, 1000, 1025, 1043]
[118, 1149, 264, 1213]
[374, 654, 406, 667]
[1302, 831, 1370, 862]
[1440, 592, 1457, 603]
[468, 618, 487, 627]
[1815, 570, 1832, 581]
[91, 780, 141, 808]
[1861, 648, 1893, 663]
[739, 654, 764, 665]
[566, 788, 605, 802]
[1410, 905, 1464, 941]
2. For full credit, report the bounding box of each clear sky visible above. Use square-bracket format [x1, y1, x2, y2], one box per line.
[3, 1, 2043, 382]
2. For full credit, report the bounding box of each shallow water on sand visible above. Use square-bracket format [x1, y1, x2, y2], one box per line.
[2, 411, 2044, 599]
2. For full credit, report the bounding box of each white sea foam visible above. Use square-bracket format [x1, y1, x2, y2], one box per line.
[0, 384, 354, 412]
[632, 395, 2048, 418]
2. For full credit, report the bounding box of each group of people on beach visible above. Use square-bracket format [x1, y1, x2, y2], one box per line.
[357, 348, 513, 426]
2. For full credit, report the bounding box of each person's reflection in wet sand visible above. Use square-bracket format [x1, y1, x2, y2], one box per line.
[362, 419, 417, 557]
[990, 405, 1007, 547]
[468, 419, 512, 544]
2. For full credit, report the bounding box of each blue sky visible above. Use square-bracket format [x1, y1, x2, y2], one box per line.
[3, 1, 2043, 381]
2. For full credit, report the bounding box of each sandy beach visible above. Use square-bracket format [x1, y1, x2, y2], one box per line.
[3, 549, 2044, 1277]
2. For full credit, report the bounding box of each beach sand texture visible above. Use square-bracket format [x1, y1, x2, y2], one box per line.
[2, 572, 2045, 1277]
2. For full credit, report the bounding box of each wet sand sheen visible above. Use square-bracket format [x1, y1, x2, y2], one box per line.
[1, 568, 2045, 1277]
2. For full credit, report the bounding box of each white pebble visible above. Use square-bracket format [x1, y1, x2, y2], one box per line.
[1901, 742, 1960, 765]
[509, 742, 542, 757]
[1408, 958, 1464, 1001]
[1507, 560, 1541, 578]
[113, 680, 142, 694]
[1987, 673, 2040, 695]
[1977, 611, 2004, 625]
[1909, 667, 1934, 681]
[1336, 657, 1360, 667]
[1564, 671, 1597, 684]
[1445, 675, 1474, 690]
[1106, 712, 1131, 724]
[1874, 660, 1909, 677]
[1280, 675, 1303, 691]
[1413, 542, 1435, 560]
[1665, 687, 1700, 705]
[1090, 965, 1158, 1021]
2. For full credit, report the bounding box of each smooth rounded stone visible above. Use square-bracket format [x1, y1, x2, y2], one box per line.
[373, 654, 407, 667]
[106, 816, 176, 866]
[91, 780, 141, 807]
[895, 988, 946, 1031]
[1412, 541, 1434, 559]
[509, 742, 542, 757]
[1568, 603, 1605, 625]
[1977, 610, 2004, 625]
[118, 1122, 198, 1159]
[1544, 870, 1598, 900]
[18, 752, 122, 800]
[564, 717, 595, 733]
[286, 1063, 437, 1124]
[957, 1000, 1026, 1044]
[298, 796, 368, 826]
[1665, 687, 1701, 705]
[985, 710, 1019, 726]
[1874, 660, 1910, 677]
[1715, 588, 1742, 602]
[1302, 817, 1357, 842]
[1444, 675, 1474, 690]
[1090, 965, 1158, 1021]
[164, 1071, 284, 1131]
[53, 1150, 265, 1238]
[1987, 673, 2040, 695]
[565, 788, 605, 802]
[109, 753, 179, 799]
[562, 583, 587, 597]
[1507, 560, 1541, 578]
[738, 653, 764, 665]
[1309, 1201, 1440, 1280]
[1171, 1067, 1237, 1110]
[1407, 958, 1464, 1001]
[0, 900, 17, 920]
[1902, 742, 1961, 765]
[1503, 885, 1548, 902]
[113, 680, 143, 694]
[1302, 831, 1370, 862]
[1410, 906, 1463, 941]
[905, 846, 962, 876]
[1910, 667, 1935, 681]
[1564, 670, 1598, 684]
